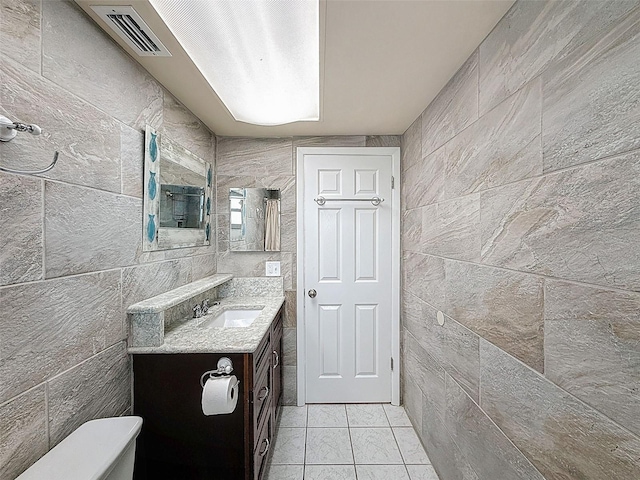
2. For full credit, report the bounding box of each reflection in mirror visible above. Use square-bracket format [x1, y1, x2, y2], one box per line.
[143, 126, 212, 251]
[160, 185, 205, 229]
[230, 188, 281, 252]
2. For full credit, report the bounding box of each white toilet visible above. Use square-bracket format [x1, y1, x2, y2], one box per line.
[17, 416, 143, 480]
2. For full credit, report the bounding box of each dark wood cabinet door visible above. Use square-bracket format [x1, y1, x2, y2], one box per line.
[133, 353, 248, 480]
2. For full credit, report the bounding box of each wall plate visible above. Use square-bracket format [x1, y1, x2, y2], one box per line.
[265, 261, 281, 276]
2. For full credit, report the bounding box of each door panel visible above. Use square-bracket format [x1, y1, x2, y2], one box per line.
[355, 304, 377, 377]
[318, 305, 341, 377]
[304, 153, 393, 403]
[318, 209, 342, 281]
[355, 208, 378, 281]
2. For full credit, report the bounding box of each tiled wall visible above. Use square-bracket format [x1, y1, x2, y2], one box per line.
[401, 1, 640, 479]
[215, 135, 400, 405]
[0, 1, 216, 477]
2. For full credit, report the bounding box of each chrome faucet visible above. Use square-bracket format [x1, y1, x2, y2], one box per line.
[193, 299, 220, 318]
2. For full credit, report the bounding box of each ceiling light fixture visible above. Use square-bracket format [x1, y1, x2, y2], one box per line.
[149, 0, 320, 126]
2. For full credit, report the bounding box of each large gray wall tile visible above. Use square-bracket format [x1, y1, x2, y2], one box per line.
[402, 366, 423, 432]
[404, 331, 445, 419]
[545, 280, 640, 436]
[0, 173, 42, 285]
[443, 319, 479, 403]
[0, 270, 122, 402]
[48, 342, 130, 446]
[292, 136, 366, 149]
[401, 115, 421, 173]
[402, 208, 421, 253]
[217, 251, 283, 280]
[543, 6, 640, 172]
[121, 258, 193, 311]
[365, 135, 401, 147]
[191, 254, 217, 281]
[217, 137, 293, 176]
[282, 366, 297, 405]
[0, 0, 41, 74]
[444, 373, 544, 480]
[216, 213, 229, 253]
[421, 392, 479, 480]
[422, 51, 478, 157]
[402, 151, 443, 209]
[121, 124, 144, 198]
[162, 93, 213, 161]
[420, 194, 480, 262]
[44, 182, 141, 278]
[284, 290, 297, 328]
[0, 385, 47, 479]
[283, 327, 297, 366]
[445, 261, 544, 372]
[480, 340, 640, 480]
[481, 151, 640, 291]
[42, 0, 163, 130]
[402, 253, 445, 311]
[280, 213, 296, 254]
[443, 79, 542, 200]
[478, 0, 638, 114]
[402, 291, 444, 363]
[1, 57, 122, 192]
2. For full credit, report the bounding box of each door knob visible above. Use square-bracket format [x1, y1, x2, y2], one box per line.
[308, 289, 317, 298]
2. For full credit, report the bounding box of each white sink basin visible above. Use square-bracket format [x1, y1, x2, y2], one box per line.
[203, 308, 263, 328]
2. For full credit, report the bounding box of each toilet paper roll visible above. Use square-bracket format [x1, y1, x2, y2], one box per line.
[202, 375, 239, 416]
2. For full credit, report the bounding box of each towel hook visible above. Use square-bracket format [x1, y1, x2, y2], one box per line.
[0, 115, 59, 175]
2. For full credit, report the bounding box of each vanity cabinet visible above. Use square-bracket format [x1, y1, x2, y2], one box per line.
[132, 306, 283, 480]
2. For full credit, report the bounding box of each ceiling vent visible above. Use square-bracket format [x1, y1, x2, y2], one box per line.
[91, 6, 171, 57]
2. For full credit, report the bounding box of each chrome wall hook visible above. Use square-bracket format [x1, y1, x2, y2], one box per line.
[0, 115, 59, 175]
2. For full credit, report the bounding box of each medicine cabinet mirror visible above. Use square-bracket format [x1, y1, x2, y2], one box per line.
[229, 188, 281, 252]
[143, 126, 213, 251]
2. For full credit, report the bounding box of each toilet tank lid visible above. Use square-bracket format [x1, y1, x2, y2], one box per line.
[16, 416, 143, 480]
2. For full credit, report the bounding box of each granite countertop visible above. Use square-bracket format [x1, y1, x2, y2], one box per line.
[128, 296, 285, 354]
[127, 274, 233, 314]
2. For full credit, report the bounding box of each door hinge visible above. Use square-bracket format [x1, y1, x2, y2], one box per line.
[391, 357, 394, 371]
[391, 176, 395, 189]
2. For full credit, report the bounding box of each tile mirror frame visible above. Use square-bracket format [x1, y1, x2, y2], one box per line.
[143, 125, 213, 251]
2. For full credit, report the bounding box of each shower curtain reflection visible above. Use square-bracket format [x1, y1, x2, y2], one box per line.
[265, 199, 280, 251]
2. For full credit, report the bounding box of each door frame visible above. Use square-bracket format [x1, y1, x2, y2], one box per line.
[295, 146, 401, 406]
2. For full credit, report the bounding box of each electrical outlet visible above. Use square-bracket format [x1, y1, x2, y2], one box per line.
[265, 261, 281, 276]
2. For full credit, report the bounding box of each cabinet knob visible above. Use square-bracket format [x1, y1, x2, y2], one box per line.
[273, 350, 280, 368]
[257, 386, 269, 401]
[258, 438, 270, 457]
[308, 289, 317, 298]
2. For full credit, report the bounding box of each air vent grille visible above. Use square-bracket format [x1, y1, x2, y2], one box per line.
[91, 6, 171, 57]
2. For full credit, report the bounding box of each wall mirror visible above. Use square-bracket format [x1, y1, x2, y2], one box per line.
[143, 126, 212, 251]
[229, 188, 281, 252]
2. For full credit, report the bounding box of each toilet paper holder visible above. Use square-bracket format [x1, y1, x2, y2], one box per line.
[200, 357, 235, 388]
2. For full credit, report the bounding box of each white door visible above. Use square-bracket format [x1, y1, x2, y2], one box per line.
[299, 148, 399, 403]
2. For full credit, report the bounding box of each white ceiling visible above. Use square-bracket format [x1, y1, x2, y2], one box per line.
[75, 0, 514, 137]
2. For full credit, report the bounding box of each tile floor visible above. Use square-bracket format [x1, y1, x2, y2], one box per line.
[266, 404, 440, 480]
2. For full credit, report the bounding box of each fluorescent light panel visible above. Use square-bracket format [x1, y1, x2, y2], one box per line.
[149, 0, 319, 126]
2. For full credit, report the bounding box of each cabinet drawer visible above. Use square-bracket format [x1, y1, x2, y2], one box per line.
[253, 363, 272, 448]
[253, 330, 271, 383]
[272, 312, 283, 341]
[253, 412, 272, 480]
